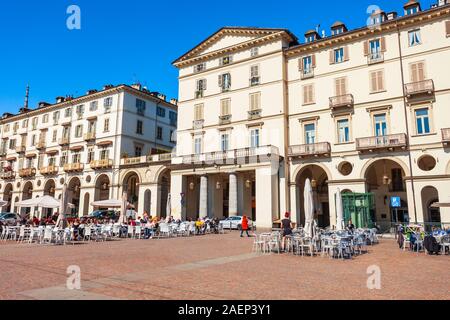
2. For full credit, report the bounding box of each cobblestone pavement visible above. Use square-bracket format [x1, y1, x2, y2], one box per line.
[0, 233, 448, 300]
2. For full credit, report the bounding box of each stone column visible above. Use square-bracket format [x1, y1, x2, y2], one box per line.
[229, 173, 238, 216]
[199, 176, 208, 218]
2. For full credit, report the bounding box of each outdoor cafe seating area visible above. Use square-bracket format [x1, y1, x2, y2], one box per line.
[397, 224, 450, 256]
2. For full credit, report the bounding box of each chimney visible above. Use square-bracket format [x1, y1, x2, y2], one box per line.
[157, 94, 166, 101]
[38, 102, 50, 108]
[56, 96, 65, 104]
[103, 84, 114, 90]
[131, 83, 142, 91]
[86, 89, 98, 95]
[170, 98, 178, 106]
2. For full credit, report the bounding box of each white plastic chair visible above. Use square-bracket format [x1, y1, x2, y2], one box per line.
[127, 225, 134, 238]
[84, 227, 92, 242]
[134, 226, 142, 239]
[17, 226, 26, 243]
[159, 223, 170, 238]
[42, 227, 53, 244]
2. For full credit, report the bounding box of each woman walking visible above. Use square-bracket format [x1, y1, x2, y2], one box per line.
[240, 216, 251, 237]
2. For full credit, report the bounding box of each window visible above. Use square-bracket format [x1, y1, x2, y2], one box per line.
[43, 114, 49, 124]
[194, 63, 206, 73]
[334, 77, 347, 96]
[75, 125, 83, 138]
[194, 137, 202, 154]
[13, 122, 18, 133]
[304, 123, 316, 144]
[370, 70, 385, 93]
[250, 129, 260, 148]
[100, 149, 109, 160]
[64, 108, 71, 118]
[219, 73, 231, 92]
[305, 35, 315, 43]
[22, 119, 28, 129]
[337, 119, 350, 143]
[60, 151, 68, 166]
[87, 147, 94, 163]
[76, 105, 84, 118]
[220, 55, 232, 66]
[408, 29, 422, 47]
[88, 121, 96, 134]
[410, 61, 425, 82]
[72, 153, 81, 164]
[157, 126, 163, 140]
[53, 111, 60, 124]
[48, 156, 56, 166]
[104, 118, 110, 132]
[156, 106, 166, 118]
[170, 130, 175, 143]
[31, 135, 36, 146]
[220, 98, 231, 116]
[62, 127, 70, 139]
[196, 79, 207, 97]
[32, 117, 38, 130]
[249, 92, 261, 111]
[334, 48, 344, 63]
[250, 47, 259, 57]
[169, 111, 177, 126]
[4, 124, 10, 132]
[301, 56, 314, 75]
[135, 145, 143, 157]
[9, 139, 16, 150]
[90, 101, 98, 111]
[221, 134, 229, 151]
[391, 168, 404, 192]
[405, 6, 419, 16]
[333, 27, 345, 35]
[136, 120, 143, 135]
[415, 108, 430, 135]
[250, 65, 260, 86]
[374, 114, 388, 137]
[52, 130, 57, 142]
[302, 84, 315, 105]
[136, 99, 146, 115]
[104, 97, 113, 112]
[194, 104, 204, 121]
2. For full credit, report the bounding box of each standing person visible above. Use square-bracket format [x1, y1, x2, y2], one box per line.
[281, 212, 293, 251]
[346, 219, 355, 234]
[240, 216, 251, 237]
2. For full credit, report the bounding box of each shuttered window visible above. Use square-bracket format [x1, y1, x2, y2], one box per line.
[446, 21, 450, 37]
[220, 99, 231, 116]
[196, 79, 207, 91]
[370, 70, 385, 92]
[410, 62, 425, 82]
[194, 104, 204, 121]
[302, 84, 315, 105]
[249, 92, 261, 111]
[335, 77, 347, 96]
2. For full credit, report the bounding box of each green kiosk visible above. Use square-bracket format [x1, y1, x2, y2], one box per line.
[341, 193, 375, 229]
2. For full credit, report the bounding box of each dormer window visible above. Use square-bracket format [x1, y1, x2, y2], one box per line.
[305, 35, 315, 43]
[331, 22, 348, 36]
[305, 30, 321, 43]
[334, 27, 344, 35]
[194, 63, 206, 73]
[405, 6, 419, 15]
[369, 10, 387, 26]
[404, 1, 421, 16]
[220, 55, 233, 66]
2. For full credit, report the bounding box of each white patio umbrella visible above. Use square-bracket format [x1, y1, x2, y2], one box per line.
[56, 184, 69, 229]
[336, 188, 344, 231]
[303, 178, 314, 238]
[16, 196, 60, 208]
[91, 199, 123, 208]
[166, 193, 172, 218]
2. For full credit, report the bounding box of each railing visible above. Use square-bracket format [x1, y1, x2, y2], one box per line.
[36, 140, 46, 150]
[195, 90, 204, 99]
[64, 163, 84, 172]
[442, 128, 450, 144]
[356, 133, 407, 151]
[84, 132, 96, 141]
[0, 171, 15, 180]
[193, 120, 205, 130]
[19, 168, 36, 178]
[301, 68, 314, 79]
[288, 142, 331, 158]
[219, 115, 232, 125]
[248, 109, 262, 120]
[40, 165, 59, 175]
[15, 146, 26, 153]
[121, 153, 172, 165]
[181, 145, 279, 165]
[367, 52, 384, 65]
[90, 159, 113, 170]
[59, 137, 70, 146]
[404, 79, 434, 97]
[249, 77, 260, 86]
[329, 94, 354, 109]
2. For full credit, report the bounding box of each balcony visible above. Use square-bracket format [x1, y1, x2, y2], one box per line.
[404, 79, 434, 101]
[329, 94, 354, 110]
[40, 166, 59, 176]
[248, 109, 262, 120]
[64, 163, 84, 173]
[249, 77, 260, 86]
[301, 69, 314, 80]
[288, 142, 331, 159]
[19, 168, 36, 178]
[84, 132, 96, 142]
[0, 171, 15, 180]
[195, 90, 204, 99]
[367, 52, 384, 65]
[120, 153, 172, 166]
[442, 128, 450, 146]
[15, 146, 26, 154]
[59, 137, 70, 146]
[193, 120, 205, 130]
[90, 159, 113, 170]
[356, 134, 407, 152]
[36, 141, 46, 150]
[219, 115, 232, 125]
[181, 145, 279, 166]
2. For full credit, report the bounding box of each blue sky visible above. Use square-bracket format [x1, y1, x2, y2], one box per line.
[0, 0, 436, 113]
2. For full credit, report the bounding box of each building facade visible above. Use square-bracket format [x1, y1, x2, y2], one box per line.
[0, 84, 177, 218]
[170, 0, 450, 230]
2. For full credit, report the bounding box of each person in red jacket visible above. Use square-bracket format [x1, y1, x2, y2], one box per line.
[240, 216, 251, 237]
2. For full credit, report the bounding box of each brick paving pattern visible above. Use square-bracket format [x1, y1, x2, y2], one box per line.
[0, 233, 448, 300]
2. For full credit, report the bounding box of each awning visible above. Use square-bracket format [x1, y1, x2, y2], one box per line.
[70, 145, 84, 151]
[97, 140, 113, 147]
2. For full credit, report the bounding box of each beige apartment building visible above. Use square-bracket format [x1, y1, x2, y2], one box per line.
[170, 0, 450, 230]
[0, 84, 177, 218]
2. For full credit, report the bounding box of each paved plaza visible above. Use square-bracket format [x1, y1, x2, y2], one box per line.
[0, 233, 448, 300]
